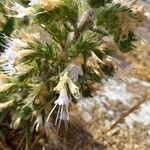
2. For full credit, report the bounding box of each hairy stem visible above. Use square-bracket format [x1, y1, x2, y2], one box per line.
[73, 8, 95, 41]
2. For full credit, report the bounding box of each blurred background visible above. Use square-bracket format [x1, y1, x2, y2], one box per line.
[0, 0, 150, 149]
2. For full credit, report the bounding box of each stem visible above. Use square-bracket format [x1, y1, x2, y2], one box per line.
[25, 122, 31, 150]
[73, 8, 95, 41]
[60, 42, 67, 59]
[108, 95, 147, 132]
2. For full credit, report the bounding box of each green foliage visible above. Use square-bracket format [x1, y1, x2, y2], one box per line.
[114, 31, 137, 52]
[0, 0, 144, 148]
[64, 0, 79, 25]
[96, 4, 137, 53]
[25, 42, 61, 62]
[0, 18, 15, 52]
[34, 0, 78, 27]
[74, 32, 100, 59]
[87, 0, 105, 7]
[87, 0, 112, 8]
[101, 64, 115, 76]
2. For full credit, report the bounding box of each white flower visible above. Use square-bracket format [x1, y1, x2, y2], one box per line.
[33, 114, 43, 131]
[54, 88, 70, 110]
[46, 88, 70, 130]
[0, 74, 11, 83]
[29, 0, 41, 6]
[15, 63, 33, 75]
[0, 100, 14, 111]
[0, 38, 28, 75]
[4, 39, 19, 63]
[4, 38, 28, 62]
[54, 72, 68, 92]
[17, 30, 37, 43]
[65, 53, 84, 81]
[86, 51, 104, 68]
[5, 46, 17, 63]
[65, 64, 83, 81]
[10, 117, 21, 129]
[11, 3, 33, 18]
[46, 71, 80, 129]
[68, 79, 80, 99]
[10, 38, 28, 50]
[4, 63, 16, 75]
[55, 73, 81, 99]
[0, 83, 14, 92]
[17, 50, 34, 60]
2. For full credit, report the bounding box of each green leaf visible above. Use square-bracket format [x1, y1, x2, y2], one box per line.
[101, 64, 115, 76]
[73, 32, 99, 59]
[0, 17, 15, 52]
[23, 42, 60, 63]
[114, 31, 137, 53]
[87, 0, 105, 7]
[0, 112, 6, 123]
[20, 107, 32, 120]
[34, 6, 67, 24]
[93, 48, 104, 60]
[96, 4, 137, 52]
[25, 121, 32, 150]
[64, 0, 78, 25]
[47, 22, 69, 43]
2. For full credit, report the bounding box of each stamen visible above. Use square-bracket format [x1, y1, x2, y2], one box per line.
[65, 105, 69, 120]
[46, 104, 57, 122]
[55, 105, 61, 125]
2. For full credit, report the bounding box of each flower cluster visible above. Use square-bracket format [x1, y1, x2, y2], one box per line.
[0, 32, 36, 75]
[46, 72, 80, 130]
[0, 0, 149, 137]
[3, 0, 64, 18]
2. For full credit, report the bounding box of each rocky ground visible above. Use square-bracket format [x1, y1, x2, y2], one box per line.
[0, 1, 150, 149]
[65, 38, 150, 149]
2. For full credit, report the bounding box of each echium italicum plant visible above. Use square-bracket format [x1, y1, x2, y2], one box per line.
[0, 0, 149, 146]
